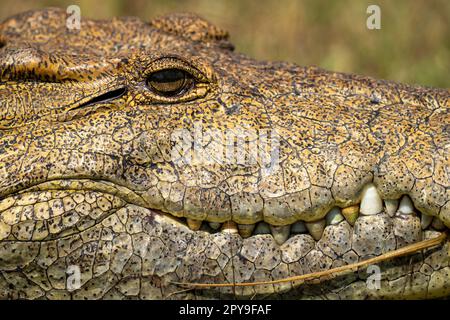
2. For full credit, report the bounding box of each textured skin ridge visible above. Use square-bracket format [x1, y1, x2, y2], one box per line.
[0, 8, 448, 299]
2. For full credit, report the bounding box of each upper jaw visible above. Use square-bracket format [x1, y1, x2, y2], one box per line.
[0, 114, 447, 244]
[0, 102, 448, 239]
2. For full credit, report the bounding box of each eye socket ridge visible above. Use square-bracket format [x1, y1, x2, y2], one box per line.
[146, 68, 194, 97]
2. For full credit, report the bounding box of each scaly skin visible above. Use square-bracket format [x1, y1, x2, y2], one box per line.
[0, 8, 448, 299]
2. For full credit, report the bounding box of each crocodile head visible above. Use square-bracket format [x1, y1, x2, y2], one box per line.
[0, 8, 449, 300]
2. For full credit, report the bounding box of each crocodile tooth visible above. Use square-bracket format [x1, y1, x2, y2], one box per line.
[398, 195, 414, 214]
[254, 221, 271, 235]
[423, 230, 441, 240]
[341, 205, 359, 225]
[360, 183, 383, 215]
[187, 218, 202, 231]
[421, 214, 433, 230]
[384, 199, 399, 217]
[269, 225, 290, 245]
[208, 222, 221, 230]
[221, 221, 239, 234]
[326, 207, 344, 225]
[305, 219, 326, 241]
[238, 224, 255, 238]
[431, 217, 445, 231]
[291, 221, 307, 234]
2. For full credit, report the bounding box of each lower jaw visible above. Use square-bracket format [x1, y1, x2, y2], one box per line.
[0, 177, 449, 299]
[1, 201, 448, 299]
[147, 207, 450, 299]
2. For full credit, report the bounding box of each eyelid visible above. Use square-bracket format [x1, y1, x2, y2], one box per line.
[145, 57, 210, 83]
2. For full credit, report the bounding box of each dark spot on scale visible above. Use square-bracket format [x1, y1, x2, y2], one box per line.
[144, 212, 156, 226]
[370, 94, 381, 104]
[225, 104, 240, 115]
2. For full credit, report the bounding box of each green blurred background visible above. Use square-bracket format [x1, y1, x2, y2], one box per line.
[1, 0, 449, 87]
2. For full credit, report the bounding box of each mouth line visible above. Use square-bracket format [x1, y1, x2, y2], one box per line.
[171, 189, 449, 247]
[0, 178, 447, 246]
[1, 178, 449, 298]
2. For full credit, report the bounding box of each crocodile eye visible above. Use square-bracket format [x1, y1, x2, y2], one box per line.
[146, 68, 194, 97]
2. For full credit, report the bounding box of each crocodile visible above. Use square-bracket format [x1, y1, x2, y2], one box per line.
[0, 8, 449, 300]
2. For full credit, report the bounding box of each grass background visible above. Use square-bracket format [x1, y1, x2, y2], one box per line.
[1, 0, 448, 88]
